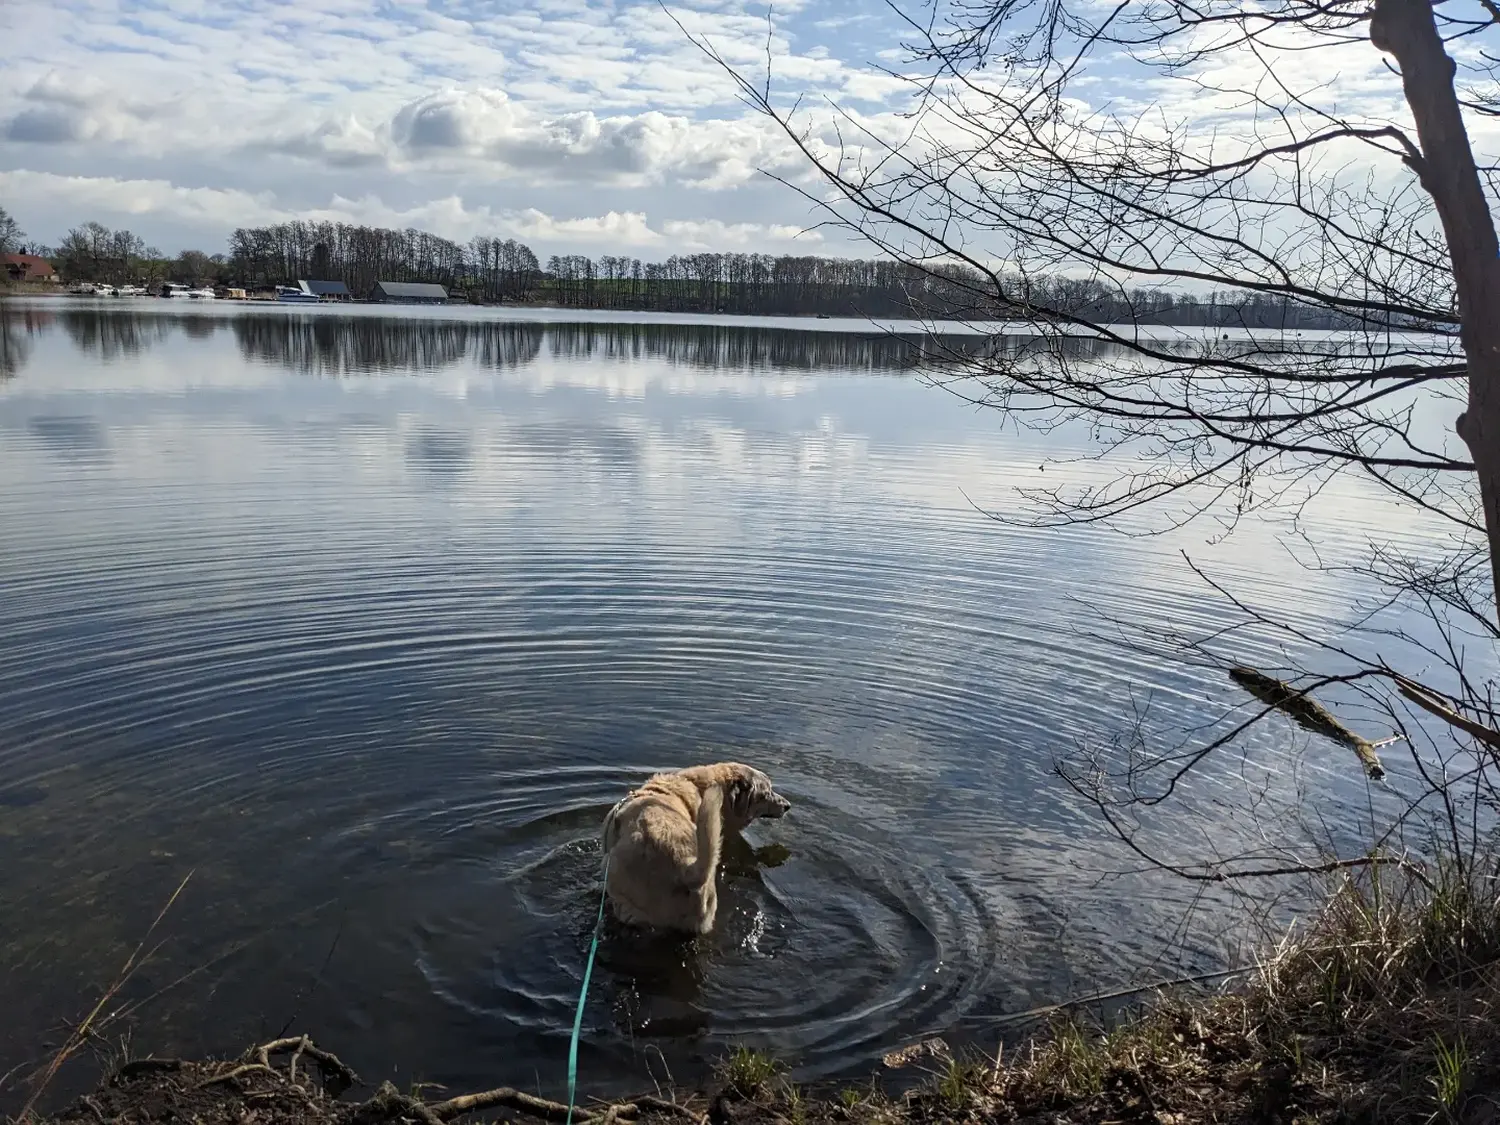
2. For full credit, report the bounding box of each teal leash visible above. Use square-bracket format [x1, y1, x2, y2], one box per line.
[566, 853, 610, 1125]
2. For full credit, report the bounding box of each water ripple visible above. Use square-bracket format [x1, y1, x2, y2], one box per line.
[0, 306, 1442, 1105]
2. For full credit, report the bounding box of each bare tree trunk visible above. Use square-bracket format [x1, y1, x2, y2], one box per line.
[1375, 0, 1500, 613]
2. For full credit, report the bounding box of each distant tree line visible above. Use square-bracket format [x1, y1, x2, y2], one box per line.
[539, 253, 1358, 327]
[12, 218, 226, 287]
[227, 221, 538, 302]
[7, 209, 1372, 328]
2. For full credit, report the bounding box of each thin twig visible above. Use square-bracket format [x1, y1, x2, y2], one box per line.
[955, 965, 1255, 1033]
[193, 1064, 279, 1090]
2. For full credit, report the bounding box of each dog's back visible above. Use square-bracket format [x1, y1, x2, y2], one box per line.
[601, 775, 724, 933]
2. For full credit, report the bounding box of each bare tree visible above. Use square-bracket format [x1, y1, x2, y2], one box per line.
[703, 0, 1496, 601]
[683, 0, 1500, 921]
[0, 206, 23, 258]
[140, 247, 167, 287]
[171, 249, 219, 285]
[55, 222, 150, 285]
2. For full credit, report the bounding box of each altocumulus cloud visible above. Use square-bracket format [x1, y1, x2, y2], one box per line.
[0, 0, 906, 254]
[4, 0, 1418, 263]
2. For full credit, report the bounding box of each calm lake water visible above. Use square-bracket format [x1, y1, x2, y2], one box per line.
[0, 301, 1445, 1105]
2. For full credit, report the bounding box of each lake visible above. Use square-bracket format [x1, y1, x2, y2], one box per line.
[0, 300, 1445, 1106]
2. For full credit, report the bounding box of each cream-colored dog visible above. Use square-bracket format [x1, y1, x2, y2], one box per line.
[601, 762, 791, 934]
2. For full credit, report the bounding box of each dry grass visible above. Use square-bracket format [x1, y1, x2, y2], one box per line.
[14, 872, 194, 1122]
[701, 858, 1500, 1123]
[981, 857, 1500, 1122]
[1241, 858, 1500, 1119]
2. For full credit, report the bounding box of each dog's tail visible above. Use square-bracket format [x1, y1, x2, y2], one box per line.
[685, 785, 724, 888]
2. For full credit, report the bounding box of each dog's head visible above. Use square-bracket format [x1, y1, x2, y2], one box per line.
[721, 763, 791, 831]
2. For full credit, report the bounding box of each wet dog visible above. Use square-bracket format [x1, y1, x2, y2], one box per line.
[601, 762, 791, 933]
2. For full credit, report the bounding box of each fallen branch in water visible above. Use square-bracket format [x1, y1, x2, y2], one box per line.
[1396, 675, 1500, 756]
[1228, 666, 1396, 779]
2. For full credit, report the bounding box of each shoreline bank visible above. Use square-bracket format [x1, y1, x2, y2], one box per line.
[23, 969, 1473, 1125]
[22, 860, 1499, 1124]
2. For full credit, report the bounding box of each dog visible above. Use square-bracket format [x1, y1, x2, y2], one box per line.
[600, 762, 791, 934]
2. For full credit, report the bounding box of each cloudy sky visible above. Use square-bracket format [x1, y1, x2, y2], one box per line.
[1, 0, 1479, 264]
[0, 0, 923, 259]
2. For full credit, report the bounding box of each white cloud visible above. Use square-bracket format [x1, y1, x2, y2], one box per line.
[0, 169, 826, 253]
[0, 170, 280, 230]
[661, 217, 818, 245]
[252, 115, 388, 170]
[3, 72, 162, 145]
[376, 87, 800, 188]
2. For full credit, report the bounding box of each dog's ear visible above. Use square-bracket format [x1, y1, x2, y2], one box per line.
[728, 775, 752, 817]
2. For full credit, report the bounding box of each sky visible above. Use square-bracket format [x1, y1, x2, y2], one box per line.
[0, 0, 920, 259]
[0, 0, 1488, 264]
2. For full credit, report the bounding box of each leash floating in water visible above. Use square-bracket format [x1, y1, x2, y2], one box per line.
[566, 853, 609, 1125]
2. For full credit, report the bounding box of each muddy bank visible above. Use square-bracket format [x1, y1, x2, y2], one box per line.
[30, 860, 1500, 1125]
[22, 1006, 1360, 1125]
[34, 1037, 705, 1125]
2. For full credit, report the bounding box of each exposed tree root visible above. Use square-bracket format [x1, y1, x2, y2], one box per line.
[357, 1081, 707, 1125]
[41, 1035, 706, 1125]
